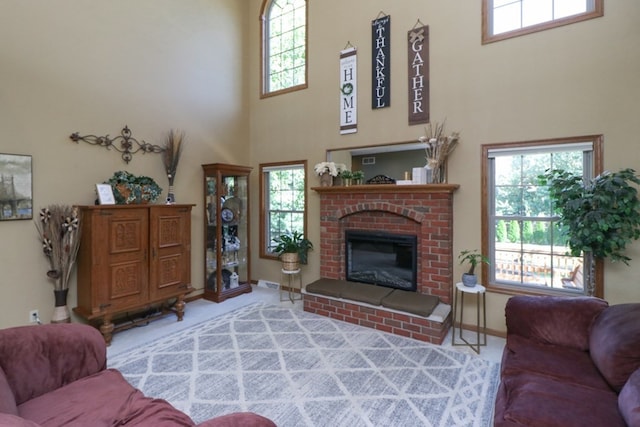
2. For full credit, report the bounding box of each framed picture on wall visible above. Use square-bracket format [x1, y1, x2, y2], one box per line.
[96, 184, 116, 205]
[0, 153, 32, 221]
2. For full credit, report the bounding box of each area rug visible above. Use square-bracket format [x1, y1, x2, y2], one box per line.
[108, 303, 499, 427]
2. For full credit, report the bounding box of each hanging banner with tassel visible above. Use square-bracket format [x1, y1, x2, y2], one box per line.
[340, 44, 358, 134]
[408, 23, 429, 125]
[372, 13, 391, 109]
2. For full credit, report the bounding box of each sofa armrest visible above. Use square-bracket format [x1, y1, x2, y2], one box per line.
[505, 295, 608, 351]
[0, 324, 106, 405]
[0, 413, 42, 427]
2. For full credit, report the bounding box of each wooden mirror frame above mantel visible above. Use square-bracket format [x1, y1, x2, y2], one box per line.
[326, 140, 434, 184]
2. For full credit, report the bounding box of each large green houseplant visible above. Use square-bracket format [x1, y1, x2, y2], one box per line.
[272, 230, 313, 271]
[539, 168, 640, 295]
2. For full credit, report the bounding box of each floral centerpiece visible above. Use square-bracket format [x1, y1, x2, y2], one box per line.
[35, 205, 82, 322]
[314, 162, 346, 186]
[106, 171, 163, 204]
[418, 121, 460, 183]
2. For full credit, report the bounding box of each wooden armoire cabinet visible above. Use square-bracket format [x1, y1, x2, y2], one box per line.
[202, 163, 252, 302]
[74, 204, 194, 344]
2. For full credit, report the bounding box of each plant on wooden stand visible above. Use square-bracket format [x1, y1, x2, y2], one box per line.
[162, 129, 184, 204]
[458, 249, 490, 287]
[539, 168, 640, 296]
[272, 230, 314, 271]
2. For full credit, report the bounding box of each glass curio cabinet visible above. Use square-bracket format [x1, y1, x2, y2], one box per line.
[202, 163, 252, 302]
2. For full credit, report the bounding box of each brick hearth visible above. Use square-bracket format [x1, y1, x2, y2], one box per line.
[306, 184, 459, 344]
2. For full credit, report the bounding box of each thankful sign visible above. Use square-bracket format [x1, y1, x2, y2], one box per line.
[372, 15, 391, 109]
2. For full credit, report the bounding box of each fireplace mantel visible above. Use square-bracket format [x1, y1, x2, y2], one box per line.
[312, 183, 459, 195]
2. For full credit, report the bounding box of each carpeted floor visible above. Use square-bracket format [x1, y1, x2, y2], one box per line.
[109, 303, 500, 427]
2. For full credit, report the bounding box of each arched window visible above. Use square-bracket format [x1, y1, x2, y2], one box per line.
[260, 0, 307, 98]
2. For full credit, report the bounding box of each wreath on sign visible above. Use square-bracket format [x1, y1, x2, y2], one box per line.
[340, 82, 353, 96]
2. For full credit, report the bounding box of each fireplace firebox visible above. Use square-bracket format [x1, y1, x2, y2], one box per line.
[345, 230, 418, 292]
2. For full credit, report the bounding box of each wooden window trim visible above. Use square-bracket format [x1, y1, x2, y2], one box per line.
[259, 0, 309, 99]
[482, 0, 604, 45]
[259, 160, 308, 260]
[480, 135, 604, 298]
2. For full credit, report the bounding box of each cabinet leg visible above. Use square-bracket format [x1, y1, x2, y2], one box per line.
[175, 296, 185, 321]
[99, 316, 114, 346]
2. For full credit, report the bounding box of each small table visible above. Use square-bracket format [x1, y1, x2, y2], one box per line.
[452, 282, 487, 354]
[280, 269, 302, 303]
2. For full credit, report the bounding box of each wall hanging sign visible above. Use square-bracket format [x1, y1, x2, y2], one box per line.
[408, 22, 429, 125]
[372, 12, 391, 109]
[0, 153, 32, 220]
[340, 43, 358, 134]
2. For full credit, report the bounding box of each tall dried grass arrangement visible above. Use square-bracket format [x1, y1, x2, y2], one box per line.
[419, 121, 460, 183]
[162, 129, 185, 185]
[34, 205, 82, 291]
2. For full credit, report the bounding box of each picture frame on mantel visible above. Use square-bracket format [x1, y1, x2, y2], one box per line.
[0, 153, 32, 221]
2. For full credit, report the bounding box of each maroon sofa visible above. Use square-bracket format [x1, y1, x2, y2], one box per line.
[0, 323, 276, 427]
[494, 295, 640, 427]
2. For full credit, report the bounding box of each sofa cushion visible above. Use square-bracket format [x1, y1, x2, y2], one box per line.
[590, 303, 640, 392]
[619, 369, 640, 427]
[0, 366, 18, 415]
[18, 369, 195, 427]
[506, 295, 608, 351]
[500, 372, 626, 427]
[380, 289, 439, 317]
[0, 413, 40, 427]
[502, 335, 611, 391]
[339, 281, 394, 305]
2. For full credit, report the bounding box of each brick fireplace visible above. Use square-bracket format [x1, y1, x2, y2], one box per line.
[305, 183, 459, 343]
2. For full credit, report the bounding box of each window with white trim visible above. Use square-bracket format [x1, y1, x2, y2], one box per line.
[260, 0, 307, 97]
[482, 0, 603, 44]
[260, 161, 307, 258]
[482, 136, 603, 296]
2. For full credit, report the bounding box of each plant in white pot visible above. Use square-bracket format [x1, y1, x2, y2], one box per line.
[458, 249, 490, 287]
[272, 231, 313, 271]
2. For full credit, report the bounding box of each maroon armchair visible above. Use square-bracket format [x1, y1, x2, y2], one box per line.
[0, 323, 275, 427]
[494, 295, 640, 427]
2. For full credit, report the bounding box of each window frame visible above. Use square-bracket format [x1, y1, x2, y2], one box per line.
[482, 0, 604, 44]
[481, 135, 604, 298]
[259, 0, 308, 98]
[259, 160, 308, 260]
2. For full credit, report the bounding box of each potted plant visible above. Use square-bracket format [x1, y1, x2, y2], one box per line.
[340, 170, 353, 186]
[458, 249, 490, 287]
[272, 230, 314, 271]
[539, 168, 640, 295]
[352, 170, 365, 185]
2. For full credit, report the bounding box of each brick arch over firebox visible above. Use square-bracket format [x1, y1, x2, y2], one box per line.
[315, 185, 458, 305]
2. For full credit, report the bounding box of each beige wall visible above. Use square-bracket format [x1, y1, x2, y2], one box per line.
[247, 0, 640, 334]
[0, 0, 249, 327]
[2, 1, 639, 334]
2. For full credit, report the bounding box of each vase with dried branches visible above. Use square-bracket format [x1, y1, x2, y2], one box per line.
[162, 129, 184, 204]
[418, 121, 460, 183]
[34, 205, 82, 323]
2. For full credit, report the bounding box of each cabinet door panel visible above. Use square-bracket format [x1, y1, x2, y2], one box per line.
[150, 207, 191, 299]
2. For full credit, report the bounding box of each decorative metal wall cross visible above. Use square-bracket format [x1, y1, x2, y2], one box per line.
[70, 125, 164, 164]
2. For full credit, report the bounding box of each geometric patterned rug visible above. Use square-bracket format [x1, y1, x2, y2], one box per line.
[108, 303, 499, 427]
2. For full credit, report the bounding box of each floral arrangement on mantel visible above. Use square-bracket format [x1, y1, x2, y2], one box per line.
[314, 161, 347, 187]
[162, 129, 184, 203]
[314, 161, 346, 177]
[418, 121, 460, 183]
[35, 205, 82, 292]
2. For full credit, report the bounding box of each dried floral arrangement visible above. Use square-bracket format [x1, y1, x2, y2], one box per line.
[35, 205, 82, 291]
[418, 121, 460, 183]
[162, 129, 184, 186]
